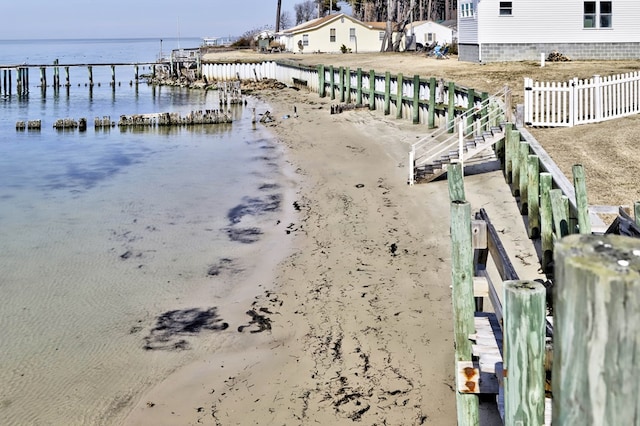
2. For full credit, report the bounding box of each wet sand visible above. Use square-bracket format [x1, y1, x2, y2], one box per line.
[124, 80, 543, 425]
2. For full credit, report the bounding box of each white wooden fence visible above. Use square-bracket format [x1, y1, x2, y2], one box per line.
[524, 72, 640, 127]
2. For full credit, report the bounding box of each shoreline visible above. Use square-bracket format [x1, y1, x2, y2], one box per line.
[124, 81, 542, 424]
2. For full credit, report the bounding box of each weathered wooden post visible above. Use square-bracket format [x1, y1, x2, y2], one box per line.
[134, 64, 139, 83]
[428, 77, 436, 128]
[447, 81, 456, 133]
[329, 65, 335, 100]
[553, 234, 640, 425]
[448, 161, 465, 202]
[40, 66, 47, 88]
[356, 68, 362, 105]
[413, 75, 420, 125]
[466, 88, 475, 135]
[635, 201, 640, 226]
[396, 73, 404, 119]
[111, 65, 116, 87]
[527, 155, 540, 238]
[384, 71, 391, 115]
[318, 64, 325, 98]
[53, 59, 59, 87]
[510, 129, 521, 195]
[345, 67, 351, 103]
[519, 140, 530, 213]
[550, 189, 570, 238]
[369, 70, 375, 111]
[504, 280, 546, 425]
[16, 68, 21, 96]
[572, 164, 591, 234]
[7, 69, 11, 95]
[539, 172, 554, 272]
[88, 66, 93, 86]
[450, 199, 480, 424]
[338, 66, 345, 102]
[65, 66, 70, 87]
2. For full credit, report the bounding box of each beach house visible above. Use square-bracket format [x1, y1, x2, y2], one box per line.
[458, 0, 640, 62]
[275, 13, 395, 54]
[405, 20, 457, 49]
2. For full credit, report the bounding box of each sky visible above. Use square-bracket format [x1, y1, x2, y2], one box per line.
[1, 0, 351, 40]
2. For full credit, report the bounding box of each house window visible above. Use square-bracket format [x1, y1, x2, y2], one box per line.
[426, 33, 435, 43]
[330, 28, 336, 42]
[584, 1, 612, 28]
[302, 34, 309, 46]
[350, 28, 356, 42]
[499, 2, 512, 16]
[379, 31, 385, 40]
[460, 2, 474, 18]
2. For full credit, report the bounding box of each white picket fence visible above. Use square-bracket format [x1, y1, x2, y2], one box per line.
[524, 71, 640, 127]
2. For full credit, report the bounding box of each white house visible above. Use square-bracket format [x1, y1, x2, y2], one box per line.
[458, 0, 640, 62]
[275, 13, 393, 54]
[405, 20, 457, 49]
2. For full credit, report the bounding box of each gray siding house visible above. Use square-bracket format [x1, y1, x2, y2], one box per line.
[458, 0, 640, 62]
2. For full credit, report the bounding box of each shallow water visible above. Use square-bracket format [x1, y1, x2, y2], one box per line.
[0, 39, 294, 425]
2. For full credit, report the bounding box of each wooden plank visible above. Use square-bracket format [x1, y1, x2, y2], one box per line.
[473, 276, 489, 298]
[471, 220, 487, 249]
[479, 208, 519, 282]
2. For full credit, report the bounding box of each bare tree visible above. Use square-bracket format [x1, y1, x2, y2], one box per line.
[294, 0, 317, 24]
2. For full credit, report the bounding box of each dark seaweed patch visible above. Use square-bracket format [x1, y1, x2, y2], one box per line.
[207, 257, 235, 276]
[224, 227, 263, 243]
[227, 194, 281, 225]
[143, 307, 229, 351]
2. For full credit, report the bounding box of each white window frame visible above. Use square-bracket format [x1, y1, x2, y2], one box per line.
[302, 34, 309, 46]
[584, 1, 612, 28]
[349, 28, 356, 43]
[330, 28, 336, 42]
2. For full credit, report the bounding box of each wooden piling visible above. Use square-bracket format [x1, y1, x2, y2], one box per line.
[503, 280, 546, 425]
[368, 70, 375, 111]
[396, 73, 403, 119]
[448, 162, 465, 202]
[428, 77, 436, 128]
[88, 66, 93, 86]
[338, 67, 345, 103]
[447, 81, 456, 133]
[356, 68, 362, 105]
[527, 155, 540, 238]
[572, 164, 591, 234]
[450, 200, 480, 425]
[65, 67, 70, 87]
[329, 65, 335, 100]
[540, 172, 553, 272]
[111, 65, 116, 87]
[510, 130, 521, 195]
[345, 67, 351, 103]
[384, 72, 391, 115]
[318, 65, 325, 98]
[553, 234, 640, 425]
[635, 201, 640, 226]
[413, 75, 420, 125]
[550, 189, 570, 238]
[466, 89, 475, 134]
[519, 141, 530, 213]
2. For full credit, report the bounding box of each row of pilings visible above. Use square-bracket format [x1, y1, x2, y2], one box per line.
[1, 61, 163, 97]
[17, 110, 233, 131]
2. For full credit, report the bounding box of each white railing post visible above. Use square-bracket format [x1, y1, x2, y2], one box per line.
[458, 120, 465, 170]
[570, 77, 578, 127]
[594, 74, 602, 122]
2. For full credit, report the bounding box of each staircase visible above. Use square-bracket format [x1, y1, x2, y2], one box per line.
[409, 94, 508, 185]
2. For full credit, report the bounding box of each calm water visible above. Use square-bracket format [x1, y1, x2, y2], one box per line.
[0, 39, 294, 425]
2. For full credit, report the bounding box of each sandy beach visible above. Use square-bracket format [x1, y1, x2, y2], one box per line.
[124, 57, 546, 424]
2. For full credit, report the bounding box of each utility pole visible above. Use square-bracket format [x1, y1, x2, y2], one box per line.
[276, 0, 282, 32]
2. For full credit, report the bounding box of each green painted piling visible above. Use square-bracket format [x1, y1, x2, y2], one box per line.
[481, 92, 489, 131]
[553, 234, 640, 426]
[572, 164, 591, 234]
[540, 173, 553, 272]
[450, 200, 480, 425]
[345, 67, 351, 103]
[503, 123, 514, 180]
[396, 73, 403, 119]
[369, 70, 375, 110]
[413, 75, 421, 125]
[504, 281, 547, 426]
[329, 65, 335, 100]
[510, 130, 521, 195]
[635, 202, 640, 226]
[447, 82, 456, 133]
[339, 67, 345, 102]
[428, 77, 436, 128]
[527, 155, 540, 239]
[318, 65, 325, 98]
[356, 68, 362, 105]
[384, 72, 391, 115]
[550, 189, 570, 238]
[519, 141, 530, 214]
[448, 162, 465, 202]
[466, 89, 475, 134]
